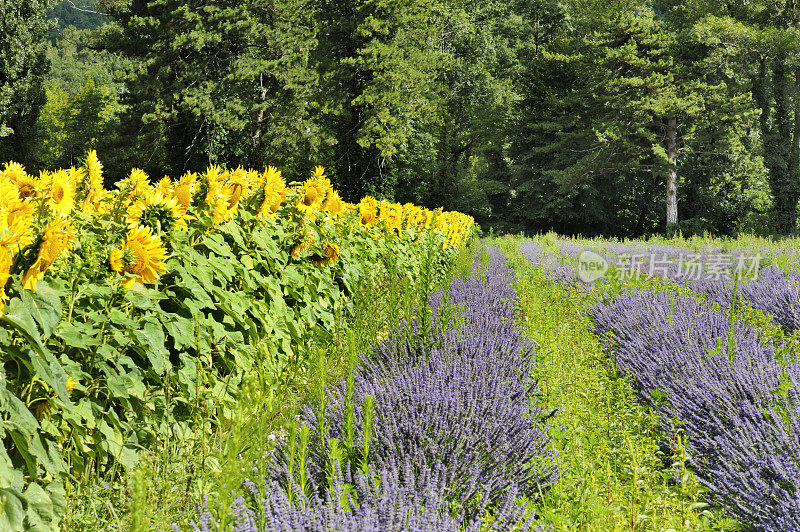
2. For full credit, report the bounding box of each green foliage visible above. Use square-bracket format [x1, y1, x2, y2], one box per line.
[688, 1, 800, 234]
[33, 78, 121, 171]
[47, 0, 107, 38]
[0, 0, 52, 165]
[98, 0, 319, 176]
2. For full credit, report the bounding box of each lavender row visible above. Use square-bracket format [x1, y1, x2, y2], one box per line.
[188, 247, 557, 531]
[521, 241, 800, 333]
[588, 290, 800, 530]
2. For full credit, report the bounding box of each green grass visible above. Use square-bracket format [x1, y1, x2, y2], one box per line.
[494, 236, 740, 531]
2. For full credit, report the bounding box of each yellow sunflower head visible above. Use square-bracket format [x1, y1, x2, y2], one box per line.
[6, 162, 40, 199]
[358, 197, 378, 227]
[127, 189, 186, 233]
[46, 169, 76, 217]
[173, 171, 198, 212]
[156, 176, 173, 196]
[3, 199, 35, 251]
[258, 166, 287, 218]
[312, 165, 327, 180]
[21, 216, 76, 291]
[310, 242, 340, 266]
[202, 165, 225, 203]
[323, 189, 346, 219]
[81, 151, 106, 214]
[379, 201, 404, 235]
[225, 167, 250, 213]
[296, 178, 328, 217]
[112, 226, 167, 286]
[118, 168, 151, 203]
[85, 150, 103, 188]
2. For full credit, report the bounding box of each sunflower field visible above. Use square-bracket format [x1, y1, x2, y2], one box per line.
[0, 153, 474, 529]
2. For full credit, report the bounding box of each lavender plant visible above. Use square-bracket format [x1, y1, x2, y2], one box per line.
[589, 289, 800, 531]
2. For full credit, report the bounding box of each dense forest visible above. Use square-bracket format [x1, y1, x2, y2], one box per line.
[2, 0, 800, 237]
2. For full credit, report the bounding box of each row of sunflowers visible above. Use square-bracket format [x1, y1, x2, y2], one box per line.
[0, 152, 474, 531]
[0, 151, 473, 313]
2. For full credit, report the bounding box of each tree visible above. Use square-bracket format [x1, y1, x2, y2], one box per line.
[510, 5, 736, 236]
[0, 0, 52, 165]
[314, 0, 443, 199]
[99, 0, 319, 177]
[691, 2, 800, 233]
[33, 77, 120, 171]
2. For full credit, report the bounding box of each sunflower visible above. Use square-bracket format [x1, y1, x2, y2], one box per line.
[379, 200, 403, 235]
[310, 242, 340, 266]
[225, 167, 250, 215]
[126, 190, 187, 233]
[6, 162, 40, 199]
[201, 166, 234, 225]
[110, 226, 167, 287]
[21, 217, 76, 291]
[291, 228, 316, 260]
[172, 171, 198, 213]
[82, 150, 105, 214]
[311, 165, 327, 180]
[358, 197, 378, 227]
[156, 176, 173, 196]
[258, 166, 287, 218]
[117, 168, 152, 208]
[46, 169, 76, 217]
[296, 178, 328, 217]
[3, 199, 35, 250]
[202, 165, 226, 205]
[323, 189, 346, 219]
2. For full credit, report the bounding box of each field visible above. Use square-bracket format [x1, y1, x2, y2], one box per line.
[3, 154, 800, 531]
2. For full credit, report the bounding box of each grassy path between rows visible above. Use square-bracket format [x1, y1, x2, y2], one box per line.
[495, 238, 739, 531]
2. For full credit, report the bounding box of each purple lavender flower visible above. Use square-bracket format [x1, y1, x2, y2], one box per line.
[589, 289, 800, 530]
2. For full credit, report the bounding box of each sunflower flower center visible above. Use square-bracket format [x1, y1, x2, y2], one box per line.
[52, 184, 64, 203]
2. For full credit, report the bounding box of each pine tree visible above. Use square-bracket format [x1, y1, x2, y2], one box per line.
[100, 0, 319, 176]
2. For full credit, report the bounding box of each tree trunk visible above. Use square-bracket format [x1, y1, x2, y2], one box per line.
[665, 116, 678, 231]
